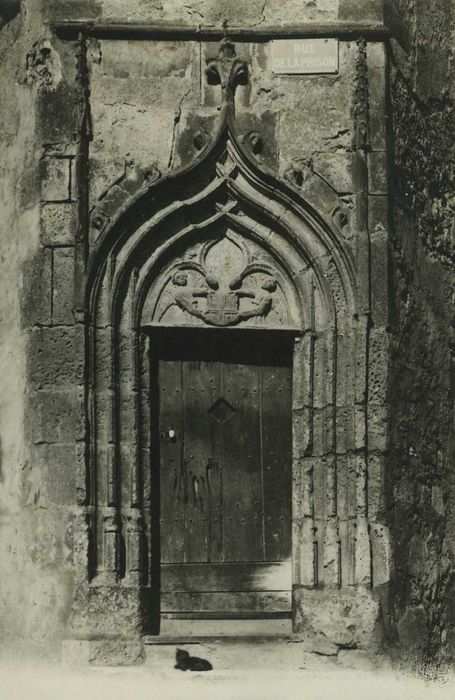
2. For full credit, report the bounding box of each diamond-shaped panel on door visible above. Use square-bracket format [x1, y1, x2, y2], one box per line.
[208, 397, 236, 424]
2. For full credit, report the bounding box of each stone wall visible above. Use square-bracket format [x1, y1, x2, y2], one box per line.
[44, 0, 385, 25]
[0, 2, 77, 655]
[387, 0, 455, 665]
[0, 0, 452, 666]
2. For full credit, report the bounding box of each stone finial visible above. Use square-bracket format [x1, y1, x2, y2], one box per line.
[205, 36, 248, 109]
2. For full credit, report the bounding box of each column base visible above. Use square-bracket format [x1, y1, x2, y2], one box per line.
[292, 585, 383, 652]
[67, 582, 157, 639]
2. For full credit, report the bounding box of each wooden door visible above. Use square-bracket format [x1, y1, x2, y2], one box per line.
[154, 328, 293, 620]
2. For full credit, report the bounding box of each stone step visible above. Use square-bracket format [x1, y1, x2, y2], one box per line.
[152, 617, 294, 638]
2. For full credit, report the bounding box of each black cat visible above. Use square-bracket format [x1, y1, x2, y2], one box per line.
[175, 648, 213, 672]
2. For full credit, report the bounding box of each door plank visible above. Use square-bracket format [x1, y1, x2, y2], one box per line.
[205, 361, 224, 563]
[161, 561, 292, 592]
[159, 360, 185, 563]
[182, 360, 211, 563]
[221, 363, 263, 562]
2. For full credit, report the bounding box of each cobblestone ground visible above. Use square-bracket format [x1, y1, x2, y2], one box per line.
[0, 655, 454, 700]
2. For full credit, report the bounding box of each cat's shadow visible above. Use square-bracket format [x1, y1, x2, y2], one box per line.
[174, 648, 213, 672]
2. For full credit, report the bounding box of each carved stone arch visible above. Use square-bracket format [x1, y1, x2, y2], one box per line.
[87, 119, 357, 328]
[91, 160, 354, 339]
[79, 111, 377, 641]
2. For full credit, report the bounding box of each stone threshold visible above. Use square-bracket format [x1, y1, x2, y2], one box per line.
[150, 617, 294, 639]
[144, 635, 297, 644]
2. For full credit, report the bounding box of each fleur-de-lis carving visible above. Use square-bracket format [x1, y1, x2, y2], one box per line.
[170, 236, 278, 328]
[205, 37, 248, 109]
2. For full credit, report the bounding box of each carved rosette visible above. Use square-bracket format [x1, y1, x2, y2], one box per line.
[283, 160, 313, 189]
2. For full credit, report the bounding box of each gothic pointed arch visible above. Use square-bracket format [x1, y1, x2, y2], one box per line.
[88, 113, 358, 333]
[82, 40, 374, 625]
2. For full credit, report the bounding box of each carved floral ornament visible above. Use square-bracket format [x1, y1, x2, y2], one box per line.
[145, 231, 297, 329]
[86, 34, 359, 339]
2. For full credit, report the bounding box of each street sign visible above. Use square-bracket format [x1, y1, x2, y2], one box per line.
[271, 38, 339, 75]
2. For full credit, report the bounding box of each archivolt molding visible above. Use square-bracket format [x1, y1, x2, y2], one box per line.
[88, 116, 358, 337]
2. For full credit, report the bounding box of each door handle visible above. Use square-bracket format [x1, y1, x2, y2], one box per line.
[160, 428, 177, 442]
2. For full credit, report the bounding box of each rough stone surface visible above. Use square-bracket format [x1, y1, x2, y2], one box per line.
[293, 587, 382, 651]
[89, 638, 145, 666]
[61, 637, 144, 667]
[52, 246, 75, 325]
[387, 0, 455, 667]
[43, 0, 385, 25]
[0, 2, 77, 651]
[41, 203, 77, 246]
[41, 157, 72, 202]
[68, 584, 154, 639]
[337, 648, 379, 670]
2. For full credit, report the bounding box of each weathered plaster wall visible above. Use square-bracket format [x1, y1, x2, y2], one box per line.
[0, 2, 77, 654]
[87, 37, 359, 200]
[387, 0, 455, 665]
[43, 0, 385, 25]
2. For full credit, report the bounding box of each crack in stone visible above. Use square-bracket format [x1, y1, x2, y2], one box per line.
[252, 0, 269, 27]
[168, 87, 192, 170]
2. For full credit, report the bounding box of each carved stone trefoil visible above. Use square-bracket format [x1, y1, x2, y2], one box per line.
[283, 159, 313, 189]
[242, 130, 264, 156]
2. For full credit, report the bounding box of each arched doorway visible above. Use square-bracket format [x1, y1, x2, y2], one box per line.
[78, 110, 379, 643]
[141, 228, 302, 631]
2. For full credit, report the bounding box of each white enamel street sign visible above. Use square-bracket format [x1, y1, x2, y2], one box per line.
[271, 39, 339, 75]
